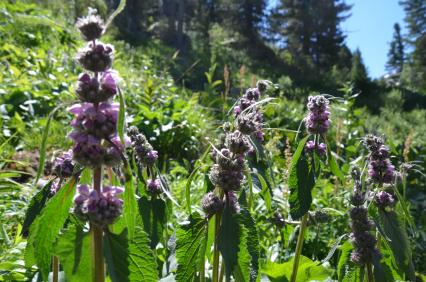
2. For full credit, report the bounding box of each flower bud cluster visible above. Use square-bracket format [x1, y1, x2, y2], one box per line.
[233, 81, 266, 140]
[127, 126, 159, 166]
[304, 140, 327, 156]
[69, 12, 124, 168]
[374, 190, 395, 210]
[201, 192, 224, 217]
[304, 95, 331, 135]
[349, 168, 379, 265]
[363, 135, 395, 185]
[74, 184, 123, 227]
[52, 150, 75, 178]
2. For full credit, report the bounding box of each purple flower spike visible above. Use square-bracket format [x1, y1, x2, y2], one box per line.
[363, 135, 395, 185]
[304, 95, 331, 135]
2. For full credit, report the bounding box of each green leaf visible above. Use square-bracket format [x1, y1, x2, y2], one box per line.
[54, 224, 92, 282]
[175, 212, 208, 282]
[185, 166, 200, 214]
[377, 208, 415, 281]
[337, 241, 354, 282]
[372, 251, 395, 282]
[321, 234, 348, 265]
[235, 209, 260, 282]
[25, 176, 77, 280]
[256, 173, 271, 212]
[117, 87, 126, 144]
[103, 227, 158, 282]
[327, 147, 345, 183]
[21, 180, 53, 237]
[288, 149, 316, 219]
[123, 161, 137, 239]
[261, 255, 331, 282]
[138, 196, 167, 249]
[219, 202, 240, 280]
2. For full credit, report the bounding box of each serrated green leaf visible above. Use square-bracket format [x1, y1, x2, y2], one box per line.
[175, 212, 208, 282]
[103, 227, 158, 282]
[138, 196, 167, 249]
[219, 202, 240, 280]
[256, 173, 271, 212]
[26, 176, 77, 280]
[377, 208, 415, 281]
[337, 241, 354, 281]
[21, 180, 53, 237]
[372, 251, 395, 282]
[288, 153, 316, 219]
[185, 166, 200, 214]
[54, 224, 91, 282]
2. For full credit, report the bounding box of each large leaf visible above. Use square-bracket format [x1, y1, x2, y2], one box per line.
[25, 176, 77, 280]
[236, 209, 259, 282]
[175, 212, 208, 282]
[372, 247, 400, 282]
[288, 137, 315, 219]
[337, 240, 363, 282]
[21, 180, 53, 237]
[261, 255, 331, 282]
[218, 202, 241, 280]
[103, 227, 158, 282]
[138, 196, 167, 249]
[327, 146, 345, 183]
[54, 224, 91, 282]
[377, 208, 415, 281]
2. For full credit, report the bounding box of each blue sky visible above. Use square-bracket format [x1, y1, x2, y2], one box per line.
[267, 0, 407, 78]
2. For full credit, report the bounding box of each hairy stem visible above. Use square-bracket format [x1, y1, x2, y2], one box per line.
[212, 211, 222, 282]
[91, 166, 105, 282]
[290, 213, 309, 282]
[52, 256, 59, 282]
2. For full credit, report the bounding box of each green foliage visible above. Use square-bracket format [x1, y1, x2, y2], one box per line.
[103, 227, 158, 282]
[175, 212, 208, 282]
[261, 255, 331, 282]
[219, 203, 241, 279]
[25, 176, 77, 280]
[54, 224, 92, 281]
[288, 136, 316, 219]
[138, 196, 167, 249]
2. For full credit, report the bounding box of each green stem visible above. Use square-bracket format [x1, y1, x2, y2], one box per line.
[366, 262, 374, 282]
[212, 211, 222, 282]
[91, 166, 105, 282]
[290, 213, 309, 282]
[52, 256, 59, 282]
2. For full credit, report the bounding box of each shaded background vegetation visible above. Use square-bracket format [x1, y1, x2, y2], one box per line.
[0, 0, 425, 280]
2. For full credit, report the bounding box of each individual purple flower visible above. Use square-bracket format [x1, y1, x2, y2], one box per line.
[146, 178, 162, 194]
[69, 102, 119, 139]
[74, 184, 123, 227]
[317, 143, 326, 155]
[304, 140, 315, 153]
[304, 95, 331, 135]
[50, 179, 61, 194]
[76, 41, 114, 72]
[52, 150, 75, 178]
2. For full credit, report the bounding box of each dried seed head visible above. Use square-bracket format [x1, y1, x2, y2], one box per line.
[76, 13, 105, 41]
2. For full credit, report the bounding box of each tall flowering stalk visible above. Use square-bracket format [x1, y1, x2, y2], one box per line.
[291, 95, 331, 282]
[68, 11, 125, 282]
[205, 81, 267, 282]
[349, 167, 379, 282]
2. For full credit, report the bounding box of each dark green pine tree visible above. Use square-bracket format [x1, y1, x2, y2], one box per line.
[386, 23, 405, 74]
[399, 0, 426, 91]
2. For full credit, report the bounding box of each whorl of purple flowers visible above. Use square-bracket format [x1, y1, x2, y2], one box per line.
[304, 95, 331, 135]
[363, 135, 395, 185]
[304, 140, 327, 156]
[127, 126, 158, 166]
[207, 82, 267, 213]
[74, 184, 123, 227]
[375, 190, 396, 210]
[349, 167, 379, 265]
[52, 150, 75, 179]
[201, 192, 224, 217]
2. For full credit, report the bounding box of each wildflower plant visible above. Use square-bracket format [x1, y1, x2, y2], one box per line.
[23, 6, 159, 282]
